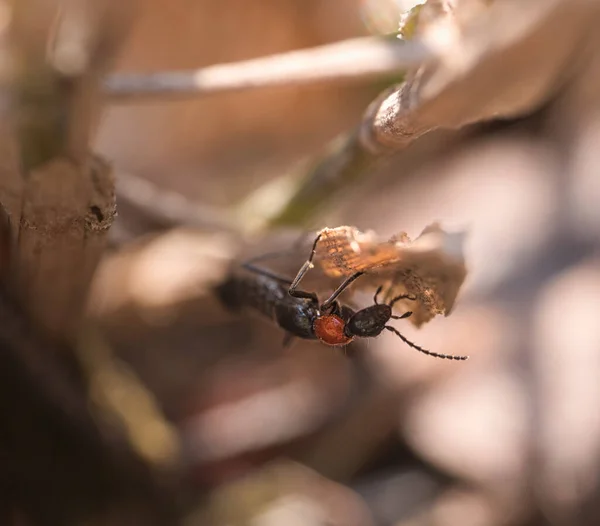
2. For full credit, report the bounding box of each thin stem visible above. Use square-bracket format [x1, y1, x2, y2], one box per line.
[104, 36, 430, 101]
[116, 171, 238, 232]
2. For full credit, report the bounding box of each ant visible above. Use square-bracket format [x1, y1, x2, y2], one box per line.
[216, 231, 468, 360]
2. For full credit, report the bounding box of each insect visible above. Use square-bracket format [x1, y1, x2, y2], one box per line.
[216, 231, 469, 361]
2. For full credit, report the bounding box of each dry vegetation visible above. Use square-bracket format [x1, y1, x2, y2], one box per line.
[2, 0, 600, 525]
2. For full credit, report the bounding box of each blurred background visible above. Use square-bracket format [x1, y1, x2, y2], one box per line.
[3, 0, 600, 525]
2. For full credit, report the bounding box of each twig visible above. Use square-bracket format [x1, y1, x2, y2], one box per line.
[237, 0, 600, 229]
[104, 36, 431, 101]
[235, 132, 379, 232]
[106, 0, 598, 237]
[116, 171, 238, 232]
[3, 0, 130, 340]
[361, 0, 597, 153]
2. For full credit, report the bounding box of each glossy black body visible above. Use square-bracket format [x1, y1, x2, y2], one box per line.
[216, 272, 395, 342]
[217, 235, 468, 360]
[217, 273, 322, 340]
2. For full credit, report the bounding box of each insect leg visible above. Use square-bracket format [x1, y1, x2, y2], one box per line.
[242, 228, 313, 270]
[291, 229, 317, 251]
[243, 261, 319, 301]
[242, 262, 293, 286]
[288, 232, 323, 298]
[320, 272, 364, 311]
[327, 300, 343, 317]
[242, 239, 322, 301]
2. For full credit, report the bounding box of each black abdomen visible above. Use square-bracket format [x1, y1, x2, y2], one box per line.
[216, 273, 319, 340]
[216, 274, 285, 322]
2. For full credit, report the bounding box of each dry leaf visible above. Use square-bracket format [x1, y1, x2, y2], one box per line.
[314, 225, 411, 278]
[363, 0, 599, 152]
[314, 223, 467, 327]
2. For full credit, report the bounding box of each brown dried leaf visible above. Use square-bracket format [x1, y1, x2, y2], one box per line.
[314, 223, 467, 327]
[363, 0, 599, 152]
[315, 225, 411, 278]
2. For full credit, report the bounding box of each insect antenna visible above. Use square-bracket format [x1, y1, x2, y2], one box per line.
[389, 293, 417, 307]
[320, 271, 364, 311]
[384, 326, 469, 361]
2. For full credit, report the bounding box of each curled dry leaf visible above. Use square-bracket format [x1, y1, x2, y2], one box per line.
[315, 225, 411, 278]
[362, 0, 600, 152]
[314, 223, 467, 327]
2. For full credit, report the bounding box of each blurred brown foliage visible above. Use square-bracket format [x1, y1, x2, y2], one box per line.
[3, 1, 600, 525]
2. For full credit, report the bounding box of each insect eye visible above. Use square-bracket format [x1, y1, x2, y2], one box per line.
[313, 314, 354, 347]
